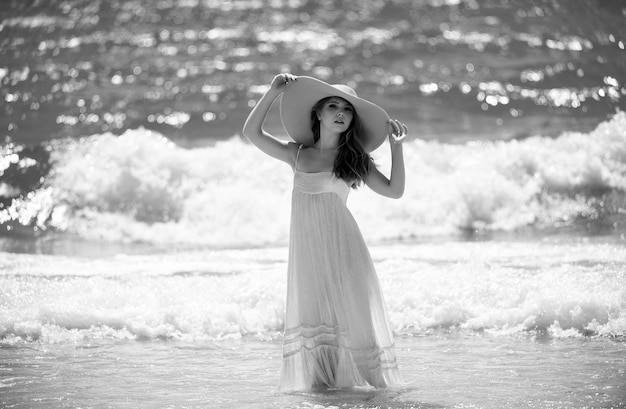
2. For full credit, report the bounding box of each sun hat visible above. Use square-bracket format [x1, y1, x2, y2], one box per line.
[279, 76, 390, 153]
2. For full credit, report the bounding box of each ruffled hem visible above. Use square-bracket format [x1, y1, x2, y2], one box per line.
[279, 325, 403, 392]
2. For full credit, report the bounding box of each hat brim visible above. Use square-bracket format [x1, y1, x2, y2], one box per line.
[279, 76, 390, 153]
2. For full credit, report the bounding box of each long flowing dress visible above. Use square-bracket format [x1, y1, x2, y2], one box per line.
[279, 147, 403, 391]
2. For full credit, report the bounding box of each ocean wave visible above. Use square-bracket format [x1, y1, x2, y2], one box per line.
[1, 112, 625, 247]
[1, 242, 624, 344]
[354, 110, 626, 240]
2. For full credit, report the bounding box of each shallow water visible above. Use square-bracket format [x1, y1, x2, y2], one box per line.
[2, 333, 625, 408]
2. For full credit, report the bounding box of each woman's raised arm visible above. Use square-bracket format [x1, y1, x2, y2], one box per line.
[242, 73, 299, 167]
[365, 119, 407, 199]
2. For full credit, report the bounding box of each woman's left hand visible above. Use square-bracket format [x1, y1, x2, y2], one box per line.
[388, 119, 408, 145]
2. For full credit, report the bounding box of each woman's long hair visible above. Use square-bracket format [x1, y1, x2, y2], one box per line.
[310, 97, 372, 188]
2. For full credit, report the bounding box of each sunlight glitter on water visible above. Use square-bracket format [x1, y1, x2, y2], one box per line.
[1, 0, 624, 143]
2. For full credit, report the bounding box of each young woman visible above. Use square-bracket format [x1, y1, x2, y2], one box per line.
[243, 73, 407, 391]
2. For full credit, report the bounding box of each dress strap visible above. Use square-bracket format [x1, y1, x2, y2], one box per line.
[295, 144, 303, 171]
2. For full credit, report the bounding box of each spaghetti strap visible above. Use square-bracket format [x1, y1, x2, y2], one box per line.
[294, 144, 303, 171]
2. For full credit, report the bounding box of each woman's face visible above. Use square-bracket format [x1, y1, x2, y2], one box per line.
[318, 97, 354, 134]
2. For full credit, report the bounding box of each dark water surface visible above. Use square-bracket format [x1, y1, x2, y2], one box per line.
[1, 0, 625, 145]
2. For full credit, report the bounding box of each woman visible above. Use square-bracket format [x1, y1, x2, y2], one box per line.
[243, 73, 407, 391]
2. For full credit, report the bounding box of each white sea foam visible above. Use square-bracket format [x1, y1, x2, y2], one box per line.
[4, 112, 625, 247]
[1, 241, 624, 344]
[353, 110, 626, 240]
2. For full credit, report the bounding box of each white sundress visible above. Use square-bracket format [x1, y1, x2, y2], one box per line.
[279, 145, 403, 391]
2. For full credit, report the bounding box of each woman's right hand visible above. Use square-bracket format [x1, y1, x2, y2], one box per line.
[270, 73, 298, 93]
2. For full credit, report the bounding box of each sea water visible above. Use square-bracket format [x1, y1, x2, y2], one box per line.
[1, 0, 624, 145]
[1, 240, 625, 408]
[2, 0, 626, 408]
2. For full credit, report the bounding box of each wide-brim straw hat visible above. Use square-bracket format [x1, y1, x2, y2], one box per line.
[279, 76, 390, 153]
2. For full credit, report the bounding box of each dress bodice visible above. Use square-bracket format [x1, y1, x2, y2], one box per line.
[293, 171, 350, 204]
